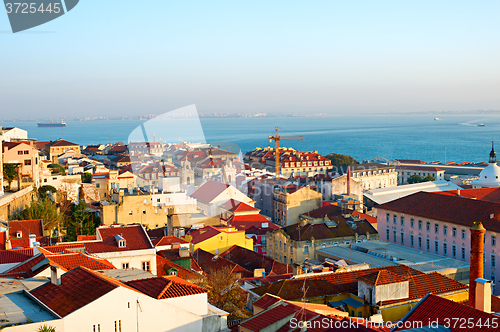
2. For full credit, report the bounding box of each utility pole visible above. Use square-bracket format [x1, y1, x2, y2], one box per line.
[444, 146, 447, 164]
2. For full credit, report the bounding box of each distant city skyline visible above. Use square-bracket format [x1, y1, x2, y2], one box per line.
[1, 1, 499, 118]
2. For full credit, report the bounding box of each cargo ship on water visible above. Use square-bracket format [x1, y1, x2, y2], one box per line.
[37, 121, 67, 127]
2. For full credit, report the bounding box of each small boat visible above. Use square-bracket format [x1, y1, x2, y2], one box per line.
[478, 123, 485, 127]
[434, 118, 441, 121]
[38, 121, 67, 127]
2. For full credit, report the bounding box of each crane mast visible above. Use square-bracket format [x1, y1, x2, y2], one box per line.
[268, 127, 304, 176]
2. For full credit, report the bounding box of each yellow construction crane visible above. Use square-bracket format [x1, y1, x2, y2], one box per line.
[269, 127, 304, 175]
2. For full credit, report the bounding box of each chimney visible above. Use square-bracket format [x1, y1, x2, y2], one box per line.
[475, 278, 492, 313]
[50, 265, 62, 286]
[346, 166, 351, 195]
[469, 222, 486, 307]
[29, 234, 36, 248]
[457, 189, 461, 196]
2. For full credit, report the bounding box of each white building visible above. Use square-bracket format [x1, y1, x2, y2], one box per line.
[0, 127, 28, 142]
[335, 163, 398, 190]
[471, 144, 500, 188]
[396, 165, 445, 185]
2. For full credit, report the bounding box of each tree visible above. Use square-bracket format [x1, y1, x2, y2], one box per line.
[37, 325, 56, 332]
[16, 197, 67, 234]
[193, 266, 249, 320]
[38, 185, 57, 199]
[64, 200, 100, 242]
[407, 174, 435, 184]
[325, 153, 359, 167]
[3, 163, 18, 191]
[48, 164, 66, 176]
[81, 172, 93, 183]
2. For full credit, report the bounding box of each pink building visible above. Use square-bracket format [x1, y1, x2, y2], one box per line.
[375, 191, 500, 295]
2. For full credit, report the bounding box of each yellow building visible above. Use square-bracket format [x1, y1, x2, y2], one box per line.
[184, 226, 253, 255]
[92, 170, 136, 201]
[45, 139, 81, 163]
[100, 190, 175, 229]
[274, 185, 322, 226]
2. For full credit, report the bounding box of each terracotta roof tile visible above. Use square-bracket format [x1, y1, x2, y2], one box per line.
[126, 276, 207, 299]
[252, 294, 282, 310]
[152, 236, 188, 247]
[438, 187, 500, 203]
[31, 266, 137, 317]
[156, 255, 202, 281]
[220, 245, 291, 275]
[193, 249, 252, 278]
[395, 294, 500, 332]
[220, 199, 258, 212]
[8, 219, 44, 238]
[359, 270, 408, 286]
[0, 248, 34, 264]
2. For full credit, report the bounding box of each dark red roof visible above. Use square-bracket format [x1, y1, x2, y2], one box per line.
[152, 236, 189, 247]
[48, 139, 79, 147]
[252, 294, 281, 310]
[156, 255, 202, 280]
[31, 266, 138, 317]
[395, 294, 500, 332]
[8, 219, 44, 239]
[193, 249, 252, 278]
[0, 248, 34, 264]
[126, 276, 207, 299]
[227, 215, 278, 231]
[87, 225, 153, 253]
[359, 270, 408, 286]
[190, 180, 230, 204]
[377, 191, 500, 233]
[438, 187, 500, 203]
[220, 199, 259, 212]
[220, 245, 291, 275]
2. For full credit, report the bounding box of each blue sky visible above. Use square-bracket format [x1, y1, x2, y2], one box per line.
[1, 1, 499, 118]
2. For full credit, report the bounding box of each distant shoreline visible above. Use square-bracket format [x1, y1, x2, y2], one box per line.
[2, 109, 500, 122]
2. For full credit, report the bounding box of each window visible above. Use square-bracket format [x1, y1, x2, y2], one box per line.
[280, 241, 282, 249]
[443, 225, 448, 236]
[93, 325, 101, 332]
[284, 255, 287, 264]
[142, 261, 151, 272]
[95, 183, 100, 188]
[24, 159, 31, 165]
[122, 263, 129, 269]
[493, 235, 497, 247]
[426, 222, 430, 232]
[129, 211, 133, 215]
[462, 246, 466, 260]
[393, 230, 397, 242]
[386, 228, 390, 240]
[435, 240, 439, 254]
[393, 215, 397, 224]
[410, 218, 414, 228]
[418, 220, 422, 230]
[24, 150, 29, 154]
[426, 238, 430, 251]
[290, 245, 293, 253]
[386, 213, 390, 223]
[400, 231, 404, 244]
[284, 242, 287, 251]
[304, 246, 309, 254]
[452, 227, 457, 238]
[290, 258, 293, 265]
[435, 224, 439, 234]
[452, 244, 457, 258]
[492, 253, 497, 269]
[411, 234, 414, 247]
[142, 210, 146, 215]
[462, 229, 466, 240]
[400, 216, 404, 226]
[18, 151, 23, 155]
[418, 236, 422, 249]
[443, 242, 448, 256]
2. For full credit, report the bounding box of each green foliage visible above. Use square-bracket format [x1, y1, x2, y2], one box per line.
[81, 172, 93, 183]
[37, 325, 56, 332]
[407, 174, 436, 184]
[64, 200, 100, 242]
[16, 197, 67, 232]
[38, 185, 57, 199]
[3, 164, 18, 190]
[325, 153, 359, 167]
[48, 164, 66, 176]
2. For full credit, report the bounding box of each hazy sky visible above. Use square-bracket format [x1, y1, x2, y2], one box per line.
[1, 1, 499, 118]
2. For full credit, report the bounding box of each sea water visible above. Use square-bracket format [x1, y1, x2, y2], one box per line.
[2, 114, 499, 163]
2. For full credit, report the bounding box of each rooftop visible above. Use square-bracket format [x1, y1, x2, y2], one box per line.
[126, 276, 207, 299]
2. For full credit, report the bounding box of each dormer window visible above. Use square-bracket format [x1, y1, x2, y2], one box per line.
[16, 231, 22, 238]
[114, 235, 126, 248]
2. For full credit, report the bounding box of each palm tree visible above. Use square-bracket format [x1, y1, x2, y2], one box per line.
[37, 325, 56, 332]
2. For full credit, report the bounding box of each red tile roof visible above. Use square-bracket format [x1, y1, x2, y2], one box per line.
[252, 265, 423, 300]
[126, 276, 207, 299]
[252, 294, 282, 310]
[8, 219, 44, 238]
[87, 225, 153, 253]
[31, 266, 139, 317]
[359, 270, 408, 286]
[226, 215, 277, 231]
[395, 294, 500, 332]
[48, 139, 79, 147]
[0, 248, 34, 264]
[438, 187, 500, 203]
[193, 249, 252, 278]
[0, 253, 47, 278]
[377, 191, 500, 233]
[190, 180, 230, 204]
[156, 255, 202, 281]
[220, 245, 291, 275]
[220, 199, 258, 212]
[77, 235, 97, 241]
[187, 226, 223, 244]
[152, 236, 189, 247]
